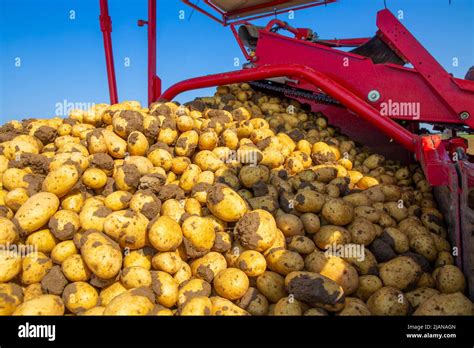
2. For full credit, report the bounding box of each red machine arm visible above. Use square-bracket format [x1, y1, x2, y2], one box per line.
[160, 64, 417, 152]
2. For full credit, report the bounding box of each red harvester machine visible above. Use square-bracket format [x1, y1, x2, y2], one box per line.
[98, 0, 474, 298]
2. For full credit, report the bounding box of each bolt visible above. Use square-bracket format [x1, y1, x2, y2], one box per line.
[459, 111, 470, 120]
[368, 90, 381, 102]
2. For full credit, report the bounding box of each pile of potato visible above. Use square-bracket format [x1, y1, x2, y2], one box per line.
[0, 83, 472, 316]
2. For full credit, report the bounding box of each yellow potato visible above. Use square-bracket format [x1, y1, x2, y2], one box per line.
[62, 254, 91, 282]
[13, 295, 64, 316]
[103, 209, 149, 249]
[42, 164, 80, 197]
[103, 287, 155, 315]
[62, 281, 99, 314]
[80, 231, 122, 279]
[14, 192, 59, 234]
[0, 217, 18, 244]
[21, 252, 53, 285]
[206, 184, 248, 222]
[0, 283, 23, 315]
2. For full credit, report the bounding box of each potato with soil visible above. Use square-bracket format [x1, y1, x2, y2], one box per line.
[62, 281, 99, 314]
[322, 198, 354, 226]
[343, 192, 372, 207]
[413, 292, 473, 315]
[127, 131, 149, 156]
[206, 183, 248, 222]
[13, 294, 65, 316]
[51, 240, 78, 264]
[265, 248, 304, 276]
[181, 216, 215, 257]
[405, 287, 439, 309]
[213, 268, 249, 300]
[104, 191, 133, 211]
[287, 235, 316, 255]
[235, 209, 277, 252]
[21, 251, 53, 285]
[285, 271, 346, 312]
[179, 296, 212, 315]
[0, 283, 23, 315]
[383, 201, 408, 222]
[276, 213, 304, 237]
[337, 297, 371, 316]
[300, 213, 320, 234]
[103, 209, 148, 249]
[190, 251, 227, 282]
[273, 296, 304, 316]
[239, 165, 269, 189]
[148, 216, 183, 252]
[354, 275, 383, 302]
[179, 164, 201, 192]
[354, 206, 380, 223]
[313, 225, 351, 250]
[379, 256, 422, 290]
[152, 251, 182, 274]
[347, 217, 377, 245]
[80, 231, 122, 280]
[150, 271, 179, 308]
[211, 296, 249, 316]
[79, 203, 111, 232]
[25, 228, 57, 254]
[42, 163, 80, 196]
[103, 287, 155, 315]
[113, 164, 141, 192]
[49, 210, 80, 241]
[381, 227, 409, 254]
[409, 232, 438, 262]
[121, 266, 152, 289]
[236, 287, 269, 316]
[256, 271, 287, 303]
[305, 251, 359, 295]
[433, 265, 466, 294]
[129, 190, 161, 220]
[177, 278, 212, 307]
[62, 254, 91, 282]
[366, 287, 410, 316]
[13, 192, 59, 234]
[313, 165, 338, 183]
[4, 188, 29, 212]
[293, 188, 325, 213]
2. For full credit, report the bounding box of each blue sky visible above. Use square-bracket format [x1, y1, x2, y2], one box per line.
[0, 0, 473, 122]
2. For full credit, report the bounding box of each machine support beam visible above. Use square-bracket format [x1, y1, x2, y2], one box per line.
[147, 0, 161, 104]
[99, 0, 118, 105]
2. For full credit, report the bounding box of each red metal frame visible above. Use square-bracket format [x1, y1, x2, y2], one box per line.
[230, 22, 253, 61]
[99, 0, 161, 105]
[230, 19, 371, 62]
[99, 0, 118, 104]
[250, 10, 474, 127]
[181, 0, 336, 26]
[376, 10, 472, 122]
[138, 0, 162, 104]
